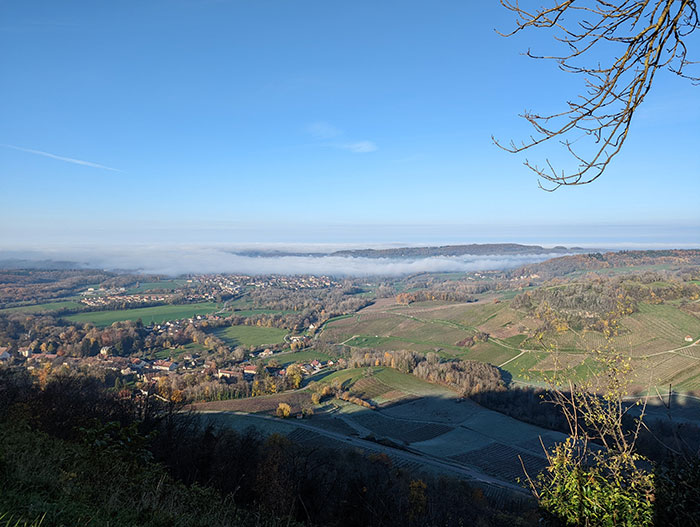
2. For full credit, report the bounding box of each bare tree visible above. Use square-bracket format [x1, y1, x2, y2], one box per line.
[495, 1, 699, 190]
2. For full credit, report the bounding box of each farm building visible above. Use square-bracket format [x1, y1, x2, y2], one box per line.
[153, 360, 178, 372]
[217, 369, 242, 380]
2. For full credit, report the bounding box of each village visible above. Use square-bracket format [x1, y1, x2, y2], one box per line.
[77, 273, 341, 309]
[0, 308, 330, 399]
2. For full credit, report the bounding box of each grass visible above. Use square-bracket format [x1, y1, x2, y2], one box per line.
[125, 279, 191, 294]
[316, 367, 452, 397]
[264, 349, 331, 367]
[346, 334, 463, 354]
[192, 391, 313, 416]
[153, 348, 178, 360]
[455, 342, 520, 365]
[65, 302, 221, 327]
[0, 300, 83, 314]
[227, 308, 293, 316]
[211, 325, 287, 348]
[499, 352, 547, 382]
[322, 313, 357, 328]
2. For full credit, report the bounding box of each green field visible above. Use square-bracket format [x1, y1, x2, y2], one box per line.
[66, 302, 221, 327]
[125, 279, 191, 294]
[227, 308, 293, 317]
[317, 367, 452, 397]
[264, 349, 332, 367]
[211, 325, 287, 348]
[0, 300, 83, 314]
[321, 313, 357, 328]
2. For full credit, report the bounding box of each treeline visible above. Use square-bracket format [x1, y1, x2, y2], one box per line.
[0, 368, 535, 527]
[331, 243, 570, 258]
[0, 268, 113, 306]
[511, 250, 700, 280]
[396, 290, 477, 304]
[338, 349, 505, 396]
[248, 286, 370, 321]
[0, 313, 208, 358]
[0, 306, 300, 361]
[511, 273, 700, 335]
[395, 275, 510, 301]
[0, 313, 149, 356]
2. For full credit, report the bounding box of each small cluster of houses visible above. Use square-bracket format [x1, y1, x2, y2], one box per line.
[197, 274, 340, 292]
[277, 359, 334, 377]
[217, 358, 334, 382]
[81, 293, 178, 308]
[1, 342, 336, 390]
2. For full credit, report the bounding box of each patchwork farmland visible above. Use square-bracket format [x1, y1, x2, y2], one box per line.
[196, 367, 568, 492]
[322, 297, 700, 391]
[65, 302, 222, 327]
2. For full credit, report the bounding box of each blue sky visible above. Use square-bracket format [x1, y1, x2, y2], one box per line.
[1, 1, 699, 248]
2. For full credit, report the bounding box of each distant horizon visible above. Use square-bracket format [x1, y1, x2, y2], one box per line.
[2, 221, 699, 250]
[2, 238, 698, 277]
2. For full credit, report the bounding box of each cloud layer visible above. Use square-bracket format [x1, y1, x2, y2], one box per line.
[8, 246, 564, 276]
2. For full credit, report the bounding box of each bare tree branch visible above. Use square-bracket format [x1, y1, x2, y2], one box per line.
[494, 0, 699, 190]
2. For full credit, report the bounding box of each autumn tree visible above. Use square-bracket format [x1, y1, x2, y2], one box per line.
[523, 346, 655, 525]
[276, 402, 291, 418]
[285, 364, 303, 389]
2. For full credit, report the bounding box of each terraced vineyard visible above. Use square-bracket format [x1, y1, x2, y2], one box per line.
[450, 443, 548, 485]
[324, 298, 700, 391]
[199, 367, 565, 492]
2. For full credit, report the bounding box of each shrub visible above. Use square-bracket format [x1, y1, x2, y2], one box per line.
[276, 403, 291, 418]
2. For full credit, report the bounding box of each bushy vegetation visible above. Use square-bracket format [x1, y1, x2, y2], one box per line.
[0, 368, 534, 527]
[472, 351, 700, 526]
[335, 349, 506, 396]
[512, 273, 700, 335]
[511, 250, 700, 281]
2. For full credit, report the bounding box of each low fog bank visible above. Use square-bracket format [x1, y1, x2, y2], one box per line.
[0, 246, 571, 276]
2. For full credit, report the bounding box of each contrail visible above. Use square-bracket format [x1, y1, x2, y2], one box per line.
[1, 143, 122, 172]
